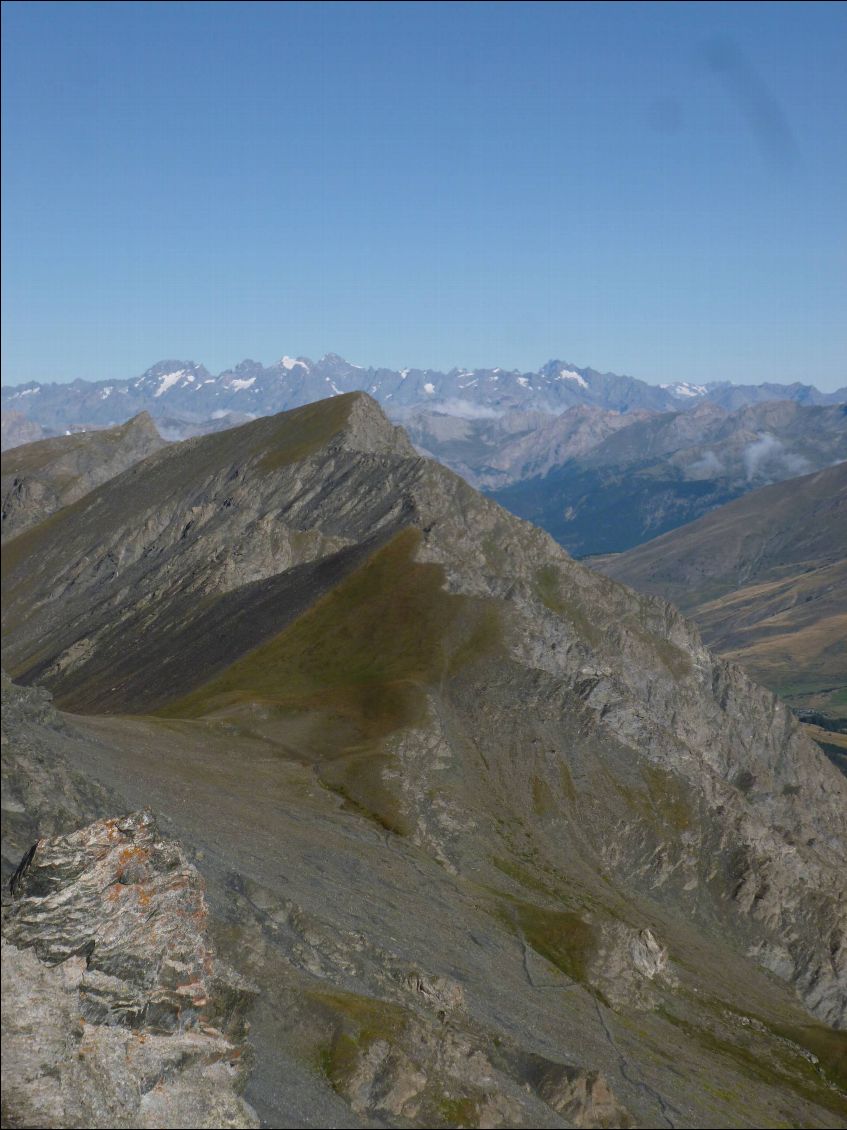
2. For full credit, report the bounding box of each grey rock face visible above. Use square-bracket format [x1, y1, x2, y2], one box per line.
[0, 670, 118, 882]
[2, 811, 259, 1129]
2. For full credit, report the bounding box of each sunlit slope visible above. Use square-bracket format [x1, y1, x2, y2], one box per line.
[160, 527, 500, 730]
[596, 462, 846, 716]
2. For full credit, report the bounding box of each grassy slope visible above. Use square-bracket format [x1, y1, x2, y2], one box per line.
[158, 527, 502, 832]
[160, 526, 501, 734]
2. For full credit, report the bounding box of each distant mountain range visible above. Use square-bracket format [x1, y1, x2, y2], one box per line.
[4, 353, 844, 562]
[489, 400, 847, 555]
[3, 352, 845, 444]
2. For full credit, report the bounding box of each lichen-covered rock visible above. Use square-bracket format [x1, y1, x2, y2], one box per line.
[1, 812, 258, 1129]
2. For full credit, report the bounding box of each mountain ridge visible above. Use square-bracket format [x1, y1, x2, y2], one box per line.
[1, 412, 166, 540]
[3, 352, 844, 442]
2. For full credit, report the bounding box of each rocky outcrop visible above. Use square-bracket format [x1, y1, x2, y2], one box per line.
[2, 812, 258, 1129]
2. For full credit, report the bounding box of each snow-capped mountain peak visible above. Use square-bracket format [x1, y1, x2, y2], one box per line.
[662, 382, 708, 399]
[3, 352, 843, 439]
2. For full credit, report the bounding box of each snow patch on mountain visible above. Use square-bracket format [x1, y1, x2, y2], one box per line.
[663, 382, 707, 399]
[154, 370, 188, 397]
[559, 369, 589, 389]
[280, 356, 308, 371]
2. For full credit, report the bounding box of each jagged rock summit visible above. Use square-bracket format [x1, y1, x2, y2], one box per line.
[2, 393, 846, 1128]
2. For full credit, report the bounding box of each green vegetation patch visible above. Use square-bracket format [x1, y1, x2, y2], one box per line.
[531, 774, 557, 817]
[559, 761, 577, 803]
[611, 763, 694, 835]
[158, 528, 502, 830]
[776, 1024, 847, 1092]
[496, 897, 598, 984]
[642, 763, 694, 831]
[658, 1007, 847, 1120]
[436, 1096, 481, 1127]
[319, 748, 412, 836]
[491, 856, 559, 900]
[159, 526, 502, 734]
[256, 394, 357, 471]
[308, 988, 409, 1091]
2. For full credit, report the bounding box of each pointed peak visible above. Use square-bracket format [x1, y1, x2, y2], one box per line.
[141, 360, 202, 378]
[121, 411, 162, 439]
[126, 409, 155, 426]
[249, 392, 415, 472]
[339, 391, 417, 458]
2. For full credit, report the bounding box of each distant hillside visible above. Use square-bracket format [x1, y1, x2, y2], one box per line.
[596, 462, 847, 722]
[491, 402, 847, 555]
[1, 413, 165, 540]
[1, 410, 46, 451]
[402, 404, 651, 490]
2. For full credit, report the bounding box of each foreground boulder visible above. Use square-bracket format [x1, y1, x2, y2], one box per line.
[1, 811, 258, 1129]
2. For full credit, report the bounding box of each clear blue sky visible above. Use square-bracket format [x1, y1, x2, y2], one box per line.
[2, 0, 845, 388]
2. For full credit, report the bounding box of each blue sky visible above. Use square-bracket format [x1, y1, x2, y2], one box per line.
[2, 0, 845, 388]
